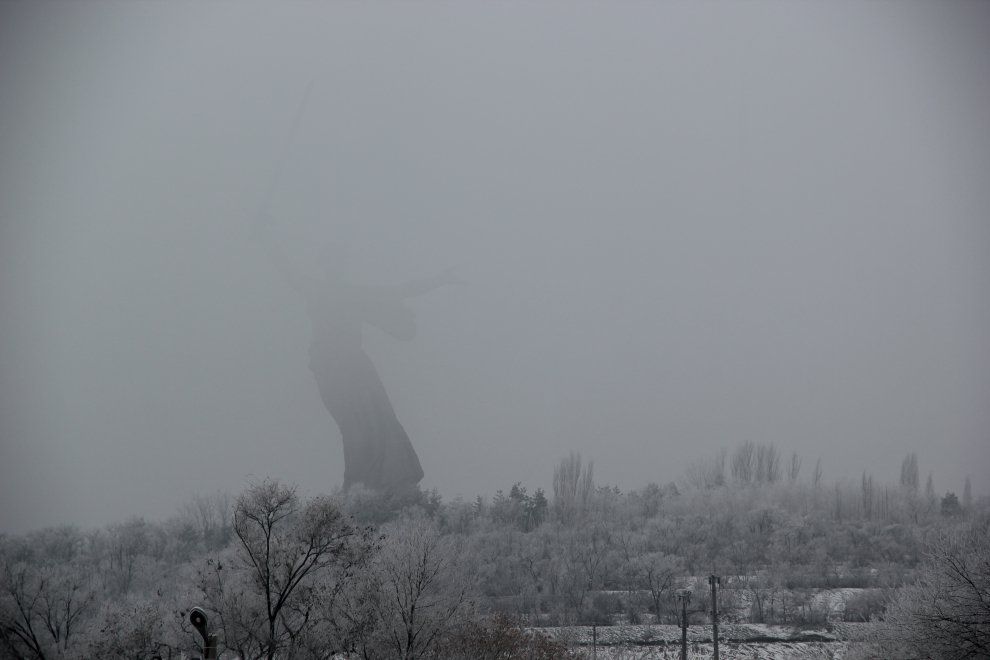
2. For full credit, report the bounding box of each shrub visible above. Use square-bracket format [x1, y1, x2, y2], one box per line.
[434, 613, 578, 660]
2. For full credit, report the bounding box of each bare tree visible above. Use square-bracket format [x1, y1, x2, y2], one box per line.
[86, 596, 184, 660]
[787, 452, 802, 483]
[555, 520, 614, 622]
[925, 472, 938, 515]
[179, 491, 233, 550]
[682, 449, 727, 491]
[633, 552, 678, 620]
[729, 442, 783, 485]
[368, 514, 474, 660]
[900, 452, 920, 494]
[0, 561, 96, 660]
[731, 442, 756, 484]
[1, 560, 51, 660]
[103, 518, 152, 595]
[200, 479, 370, 660]
[552, 452, 595, 524]
[811, 457, 823, 488]
[868, 522, 990, 659]
[755, 443, 781, 484]
[0, 529, 96, 660]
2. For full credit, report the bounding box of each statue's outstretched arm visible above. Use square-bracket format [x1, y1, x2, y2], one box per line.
[394, 267, 461, 299]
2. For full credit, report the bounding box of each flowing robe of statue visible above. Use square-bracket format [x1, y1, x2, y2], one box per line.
[255, 88, 443, 490]
[257, 215, 454, 491]
[301, 277, 424, 490]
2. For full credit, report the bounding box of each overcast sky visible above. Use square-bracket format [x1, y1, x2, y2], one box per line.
[1, 1, 988, 533]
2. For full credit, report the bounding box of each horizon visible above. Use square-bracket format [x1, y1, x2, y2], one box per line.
[0, 444, 980, 536]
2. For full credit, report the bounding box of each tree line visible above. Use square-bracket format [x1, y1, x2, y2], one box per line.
[1, 444, 985, 659]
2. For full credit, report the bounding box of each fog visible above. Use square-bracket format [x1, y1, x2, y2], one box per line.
[1, 1, 988, 533]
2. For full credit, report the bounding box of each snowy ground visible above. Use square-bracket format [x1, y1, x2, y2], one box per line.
[535, 623, 868, 659]
[575, 641, 853, 659]
[720, 585, 872, 623]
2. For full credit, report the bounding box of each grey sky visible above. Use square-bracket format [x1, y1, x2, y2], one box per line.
[1, 1, 988, 532]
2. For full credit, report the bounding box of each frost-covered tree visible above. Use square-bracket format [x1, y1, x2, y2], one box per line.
[868, 521, 990, 659]
[682, 449, 726, 491]
[941, 492, 963, 517]
[632, 552, 678, 619]
[552, 452, 595, 524]
[755, 443, 781, 484]
[0, 527, 97, 660]
[787, 451, 802, 483]
[900, 452, 920, 494]
[178, 491, 234, 551]
[364, 514, 474, 659]
[926, 472, 938, 514]
[86, 596, 184, 660]
[199, 479, 371, 660]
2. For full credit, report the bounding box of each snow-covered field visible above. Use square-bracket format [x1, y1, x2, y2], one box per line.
[577, 641, 853, 659]
[536, 623, 868, 659]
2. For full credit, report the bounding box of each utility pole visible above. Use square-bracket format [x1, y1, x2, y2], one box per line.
[676, 588, 691, 660]
[709, 575, 721, 660]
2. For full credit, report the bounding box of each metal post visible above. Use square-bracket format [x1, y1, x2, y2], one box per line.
[709, 575, 720, 660]
[205, 634, 218, 660]
[681, 595, 688, 660]
[676, 588, 691, 660]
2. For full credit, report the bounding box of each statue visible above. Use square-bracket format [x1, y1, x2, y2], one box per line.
[256, 220, 457, 490]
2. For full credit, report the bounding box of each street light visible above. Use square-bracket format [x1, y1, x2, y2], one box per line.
[189, 607, 218, 660]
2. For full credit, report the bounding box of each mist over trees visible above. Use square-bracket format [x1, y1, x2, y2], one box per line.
[2, 445, 985, 659]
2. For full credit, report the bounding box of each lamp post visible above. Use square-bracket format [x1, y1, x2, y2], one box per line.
[189, 607, 218, 660]
[675, 588, 692, 660]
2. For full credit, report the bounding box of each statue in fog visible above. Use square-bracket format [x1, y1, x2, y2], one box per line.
[257, 218, 456, 490]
